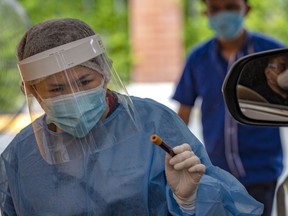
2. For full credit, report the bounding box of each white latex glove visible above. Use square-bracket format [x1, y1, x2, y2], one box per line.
[165, 143, 206, 209]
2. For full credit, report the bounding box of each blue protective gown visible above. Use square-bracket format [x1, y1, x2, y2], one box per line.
[0, 96, 263, 215]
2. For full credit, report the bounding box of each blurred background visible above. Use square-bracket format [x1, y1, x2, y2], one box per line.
[1, 1, 288, 215]
[1, 0, 288, 149]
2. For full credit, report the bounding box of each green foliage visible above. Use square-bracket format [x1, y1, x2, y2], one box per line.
[182, 0, 213, 53]
[0, 0, 28, 113]
[245, 0, 288, 45]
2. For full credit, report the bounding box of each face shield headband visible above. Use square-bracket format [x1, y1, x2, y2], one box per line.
[17, 35, 142, 165]
[18, 35, 105, 82]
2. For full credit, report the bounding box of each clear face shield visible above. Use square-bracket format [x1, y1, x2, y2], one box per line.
[18, 35, 141, 164]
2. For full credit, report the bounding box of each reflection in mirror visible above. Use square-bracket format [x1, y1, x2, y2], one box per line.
[236, 53, 288, 121]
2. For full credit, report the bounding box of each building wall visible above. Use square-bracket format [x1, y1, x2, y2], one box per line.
[129, 0, 184, 82]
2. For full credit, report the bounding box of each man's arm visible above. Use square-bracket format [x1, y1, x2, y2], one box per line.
[177, 104, 192, 125]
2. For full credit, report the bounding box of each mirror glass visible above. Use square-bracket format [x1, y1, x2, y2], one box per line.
[237, 52, 288, 122]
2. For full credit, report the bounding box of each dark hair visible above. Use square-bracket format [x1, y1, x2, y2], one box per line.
[202, 0, 248, 4]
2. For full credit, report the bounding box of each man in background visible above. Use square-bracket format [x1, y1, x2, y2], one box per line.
[172, 0, 285, 215]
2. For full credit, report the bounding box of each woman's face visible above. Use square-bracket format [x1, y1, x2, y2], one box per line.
[29, 66, 104, 99]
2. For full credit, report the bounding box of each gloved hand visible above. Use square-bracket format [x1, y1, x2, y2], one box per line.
[165, 143, 206, 208]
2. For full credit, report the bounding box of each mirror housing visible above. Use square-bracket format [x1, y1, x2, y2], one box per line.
[222, 48, 288, 126]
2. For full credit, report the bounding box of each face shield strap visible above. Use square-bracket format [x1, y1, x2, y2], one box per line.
[18, 35, 105, 82]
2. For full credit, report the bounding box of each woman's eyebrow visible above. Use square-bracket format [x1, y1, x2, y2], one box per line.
[78, 73, 92, 80]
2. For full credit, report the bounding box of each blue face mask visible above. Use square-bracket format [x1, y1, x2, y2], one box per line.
[208, 11, 244, 40]
[42, 85, 107, 138]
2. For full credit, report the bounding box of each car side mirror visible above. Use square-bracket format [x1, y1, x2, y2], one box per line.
[222, 48, 288, 126]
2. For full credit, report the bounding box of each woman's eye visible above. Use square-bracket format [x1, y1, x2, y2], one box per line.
[49, 87, 64, 93]
[80, 79, 91, 86]
[278, 64, 286, 72]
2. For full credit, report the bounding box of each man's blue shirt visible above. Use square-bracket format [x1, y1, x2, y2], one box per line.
[173, 31, 284, 185]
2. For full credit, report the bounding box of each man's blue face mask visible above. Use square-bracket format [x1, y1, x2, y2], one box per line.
[208, 11, 244, 40]
[42, 84, 107, 138]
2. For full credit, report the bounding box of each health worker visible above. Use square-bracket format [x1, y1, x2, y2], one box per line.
[0, 18, 263, 216]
